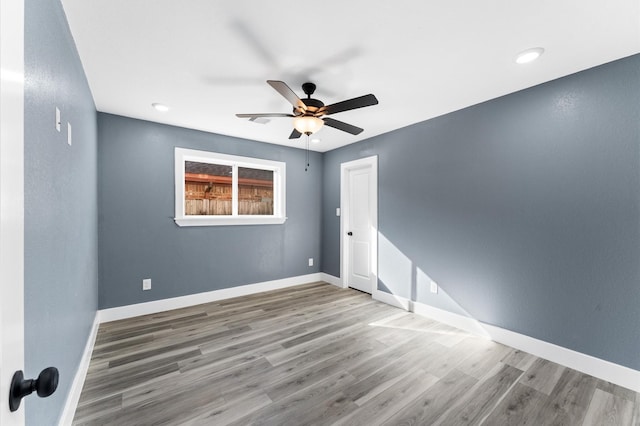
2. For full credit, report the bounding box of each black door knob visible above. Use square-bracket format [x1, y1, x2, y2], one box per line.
[9, 367, 59, 412]
[347, 232, 353, 236]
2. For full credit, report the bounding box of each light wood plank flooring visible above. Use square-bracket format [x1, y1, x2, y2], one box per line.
[73, 282, 639, 425]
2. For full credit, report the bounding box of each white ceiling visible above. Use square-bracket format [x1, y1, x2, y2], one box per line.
[61, 0, 640, 152]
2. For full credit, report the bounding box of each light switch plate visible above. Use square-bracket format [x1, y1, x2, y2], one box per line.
[55, 107, 61, 132]
[143, 278, 151, 290]
[67, 122, 72, 146]
[430, 281, 438, 294]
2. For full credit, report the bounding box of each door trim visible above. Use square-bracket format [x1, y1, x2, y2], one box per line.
[340, 155, 378, 293]
[1, 0, 26, 422]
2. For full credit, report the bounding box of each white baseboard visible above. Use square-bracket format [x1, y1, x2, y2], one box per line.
[374, 290, 640, 393]
[320, 273, 344, 288]
[58, 312, 100, 426]
[372, 289, 411, 310]
[480, 322, 640, 393]
[98, 273, 324, 323]
[411, 301, 492, 339]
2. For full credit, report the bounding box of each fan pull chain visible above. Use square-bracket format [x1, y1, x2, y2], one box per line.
[305, 134, 310, 172]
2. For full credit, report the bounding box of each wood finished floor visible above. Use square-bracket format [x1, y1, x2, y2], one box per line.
[73, 282, 640, 425]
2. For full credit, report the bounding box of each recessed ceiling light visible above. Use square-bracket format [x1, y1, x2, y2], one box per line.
[515, 47, 544, 64]
[311, 138, 321, 144]
[151, 103, 169, 112]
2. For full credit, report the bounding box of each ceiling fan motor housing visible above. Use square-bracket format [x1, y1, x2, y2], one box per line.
[294, 97, 324, 116]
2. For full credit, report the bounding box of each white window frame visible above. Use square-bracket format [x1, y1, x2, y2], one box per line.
[174, 147, 286, 226]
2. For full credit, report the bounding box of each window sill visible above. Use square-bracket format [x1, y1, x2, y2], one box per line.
[174, 216, 287, 227]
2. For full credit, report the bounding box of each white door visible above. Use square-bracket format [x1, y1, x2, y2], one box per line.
[1, 0, 26, 423]
[341, 156, 378, 294]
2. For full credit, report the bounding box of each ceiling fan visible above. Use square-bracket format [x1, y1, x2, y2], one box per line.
[236, 80, 379, 139]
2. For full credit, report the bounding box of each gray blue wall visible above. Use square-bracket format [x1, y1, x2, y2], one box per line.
[322, 54, 640, 370]
[21, 7, 640, 424]
[98, 114, 322, 309]
[24, 0, 98, 424]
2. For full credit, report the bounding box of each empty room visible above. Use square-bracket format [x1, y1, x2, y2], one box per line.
[1, 0, 640, 425]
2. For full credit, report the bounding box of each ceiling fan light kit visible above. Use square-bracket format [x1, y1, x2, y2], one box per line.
[236, 80, 378, 139]
[293, 116, 324, 135]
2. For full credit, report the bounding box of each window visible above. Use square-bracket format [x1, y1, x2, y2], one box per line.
[174, 148, 286, 226]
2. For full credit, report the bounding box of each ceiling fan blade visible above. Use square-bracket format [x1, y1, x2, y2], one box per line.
[236, 113, 295, 118]
[288, 129, 302, 139]
[267, 80, 307, 112]
[323, 94, 378, 116]
[323, 117, 364, 135]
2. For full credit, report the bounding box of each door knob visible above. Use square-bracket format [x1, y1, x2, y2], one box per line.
[9, 367, 59, 412]
[347, 232, 353, 236]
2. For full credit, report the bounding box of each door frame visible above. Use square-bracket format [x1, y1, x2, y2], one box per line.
[1, 0, 26, 422]
[340, 155, 378, 294]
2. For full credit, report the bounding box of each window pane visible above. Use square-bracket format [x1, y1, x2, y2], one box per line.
[238, 167, 274, 215]
[184, 161, 232, 215]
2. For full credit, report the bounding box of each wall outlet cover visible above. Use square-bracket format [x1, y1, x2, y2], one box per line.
[430, 281, 438, 294]
[143, 278, 151, 290]
[308, 258, 314, 267]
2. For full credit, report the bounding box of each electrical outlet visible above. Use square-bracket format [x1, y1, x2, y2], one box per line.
[430, 281, 438, 294]
[308, 258, 314, 267]
[143, 278, 151, 291]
